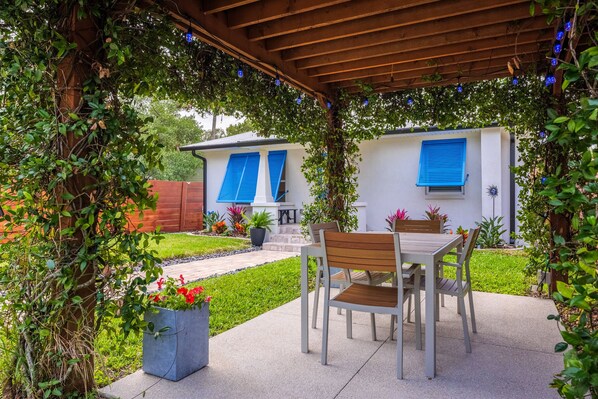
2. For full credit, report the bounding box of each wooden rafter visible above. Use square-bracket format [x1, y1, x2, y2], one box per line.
[202, 0, 258, 14]
[226, 0, 350, 29]
[246, 0, 437, 41]
[294, 18, 549, 69]
[265, 0, 533, 52]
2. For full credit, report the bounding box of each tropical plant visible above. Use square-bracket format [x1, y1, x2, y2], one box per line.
[385, 208, 409, 231]
[244, 210, 275, 231]
[456, 226, 469, 242]
[424, 205, 450, 232]
[212, 220, 227, 234]
[227, 205, 246, 227]
[150, 275, 211, 311]
[203, 211, 224, 232]
[476, 216, 506, 248]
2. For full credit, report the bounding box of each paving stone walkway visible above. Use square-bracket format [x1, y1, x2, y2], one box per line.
[148, 250, 297, 291]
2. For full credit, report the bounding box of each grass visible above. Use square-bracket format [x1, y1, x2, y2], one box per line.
[95, 257, 317, 387]
[95, 248, 532, 387]
[148, 233, 250, 259]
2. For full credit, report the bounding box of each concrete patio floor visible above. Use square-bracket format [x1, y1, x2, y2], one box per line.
[101, 290, 562, 399]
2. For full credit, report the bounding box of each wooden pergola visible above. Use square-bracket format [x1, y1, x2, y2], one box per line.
[163, 0, 560, 100]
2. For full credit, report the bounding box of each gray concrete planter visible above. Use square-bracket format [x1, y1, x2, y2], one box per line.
[143, 304, 209, 381]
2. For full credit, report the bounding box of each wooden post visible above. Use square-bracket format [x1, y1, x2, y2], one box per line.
[179, 181, 189, 231]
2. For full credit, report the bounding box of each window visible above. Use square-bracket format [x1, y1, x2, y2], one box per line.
[217, 151, 287, 203]
[268, 150, 287, 202]
[417, 138, 467, 188]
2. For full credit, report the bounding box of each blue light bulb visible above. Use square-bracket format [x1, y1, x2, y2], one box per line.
[564, 21, 572, 32]
[545, 74, 555, 86]
[551, 58, 558, 67]
[326, 101, 331, 109]
[237, 68, 244, 78]
[554, 43, 562, 54]
[512, 76, 518, 85]
[296, 96, 302, 104]
[556, 30, 564, 41]
[541, 177, 547, 184]
[275, 78, 281, 86]
[186, 27, 193, 43]
[457, 83, 463, 93]
[539, 131, 546, 139]
[363, 98, 369, 106]
[407, 96, 414, 105]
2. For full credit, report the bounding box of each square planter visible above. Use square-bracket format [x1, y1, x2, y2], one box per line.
[143, 303, 209, 381]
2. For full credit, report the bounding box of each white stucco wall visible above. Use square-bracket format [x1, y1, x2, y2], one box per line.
[199, 127, 514, 234]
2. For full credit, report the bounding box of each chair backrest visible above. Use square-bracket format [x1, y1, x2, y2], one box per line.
[308, 221, 340, 244]
[320, 231, 402, 277]
[459, 226, 481, 264]
[393, 219, 443, 234]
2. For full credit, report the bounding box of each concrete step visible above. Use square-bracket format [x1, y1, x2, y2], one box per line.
[278, 224, 302, 234]
[262, 242, 306, 253]
[269, 234, 311, 244]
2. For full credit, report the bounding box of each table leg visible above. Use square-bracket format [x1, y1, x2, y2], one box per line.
[301, 246, 309, 353]
[425, 256, 436, 378]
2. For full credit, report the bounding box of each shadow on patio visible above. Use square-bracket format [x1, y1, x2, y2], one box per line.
[101, 290, 561, 399]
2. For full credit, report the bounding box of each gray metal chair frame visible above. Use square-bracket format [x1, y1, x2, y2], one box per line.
[319, 231, 421, 379]
[309, 222, 392, 341]
[407, 226, 480, 353]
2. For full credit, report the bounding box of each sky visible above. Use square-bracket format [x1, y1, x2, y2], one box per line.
[192, 112, 243, 131]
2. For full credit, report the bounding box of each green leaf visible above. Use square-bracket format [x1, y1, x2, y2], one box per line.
[554, 234, 565, 245]
[46, 260, 55, 270]
[555, 342, 568, 352]
[529, 2, 535, 16]
[557, 281, 573, 298]
[554, 116, 570, 123]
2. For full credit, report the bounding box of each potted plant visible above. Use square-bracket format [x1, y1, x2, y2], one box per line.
[244, 210, 274, 247]
[143, 275, 212, 381]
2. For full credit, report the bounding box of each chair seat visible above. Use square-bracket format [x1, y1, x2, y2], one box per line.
[332, 283, 408, 308]
[407, 275, 469, 295]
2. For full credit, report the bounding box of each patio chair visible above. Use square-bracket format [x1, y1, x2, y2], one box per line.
[309, 222, 392, 341]
[319, 231, 421, 379]
[406, 226, 480, 353]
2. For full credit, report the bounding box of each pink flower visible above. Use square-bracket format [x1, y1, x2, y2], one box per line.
[179, 274, 185, 285]
[205, 296, 212, 303]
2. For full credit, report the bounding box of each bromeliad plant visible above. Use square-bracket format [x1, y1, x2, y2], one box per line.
[476, 216, 506, 248]
[150, 275, 212, 311]
[424, 205, 450, 232]
[227, 205, 247, 234]
[203, 211, 225, 233]
[385, 208, 409, 231]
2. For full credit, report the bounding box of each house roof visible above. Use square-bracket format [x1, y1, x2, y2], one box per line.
[159, 1, 571, 99]
[179, 126, 487, 152]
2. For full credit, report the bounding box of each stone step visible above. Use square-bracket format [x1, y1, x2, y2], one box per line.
[269, 234, 311, 244]
[262, 242, 306, 253]
[278, 224, 302, 234]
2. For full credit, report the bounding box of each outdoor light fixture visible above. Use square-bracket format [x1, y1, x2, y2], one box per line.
[539, 131, 546, 139]
[274, 69, 281, 86]
[541, 177, 547, 184]
[565, 20, 572, 31]
[237, 67, 244, 78]
[186, 26, 193, 43]
[326, 101, 332, 109]
[551, 58, 558, 67]
[554, 43, 562, 54]
[556, 30, 564, 41]
[296, 96, 302, 104]
[512, 76, 519, 85]
[457, 83, 463, 93]
[363, 98, 369, 106]
[407, 96, 414, 105]
[545, 74, 556, 86]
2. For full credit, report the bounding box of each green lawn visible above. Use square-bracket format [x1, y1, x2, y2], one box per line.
[95, 248, 532, 387]
[148, 233, 250, 259]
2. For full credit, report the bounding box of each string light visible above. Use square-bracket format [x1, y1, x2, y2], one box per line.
[554, 43, 562, 54]
[556, 30, 564, 41]
[539, 131, 546, 139]
[551, 58, 558, 67]
[564, 20, 572, 31]
[326, 101, 332, 109]
[237, 67, 244, 78]
[274, 68, 281, 86]
[512, 76, 519, 85]
[457, 83, 463, 93]
[541, 177, 547, 184]
[545, 74, 556, 86]
[186, 26, 193, 43]
[296, 96, 302, 104]
[363, 98, 369, 106]
[407, 96, 414, 105]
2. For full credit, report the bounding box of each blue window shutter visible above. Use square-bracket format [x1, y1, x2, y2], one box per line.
[268, 150, 287, 200]
[217, 153, 260, 203]
[417, 138, 467, 187]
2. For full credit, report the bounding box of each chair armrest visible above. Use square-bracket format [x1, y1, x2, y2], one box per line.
[438, 261, 461, 268]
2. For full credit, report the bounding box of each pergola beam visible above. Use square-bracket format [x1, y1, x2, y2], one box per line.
[321, 44, 545, 84]
[281, 3, 534, 61]
[246, 0, 438, 41]
[202, 0, 258, 14]
[266, 0, 532, 52]
[227, 0, 350, 29]
[163, 0, 331, 97]
[295, 18, 548, 69]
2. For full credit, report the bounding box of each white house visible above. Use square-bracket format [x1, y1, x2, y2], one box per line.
[180, 126, 515, 242]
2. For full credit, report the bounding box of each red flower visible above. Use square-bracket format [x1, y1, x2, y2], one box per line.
[179, 274, 185, 285]
[185, 293, 195, 304]
[157, 277, 165, 290]
[150, 294, 161, 303]
[205, 296, 212, 303]
[177, 287, 189, 296]
[190, 286, 204, 296]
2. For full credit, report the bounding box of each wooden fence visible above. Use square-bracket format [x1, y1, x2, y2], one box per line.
[0, 180, 204, 237]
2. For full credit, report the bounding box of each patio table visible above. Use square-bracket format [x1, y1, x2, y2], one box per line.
[300, 232, 462, 379]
